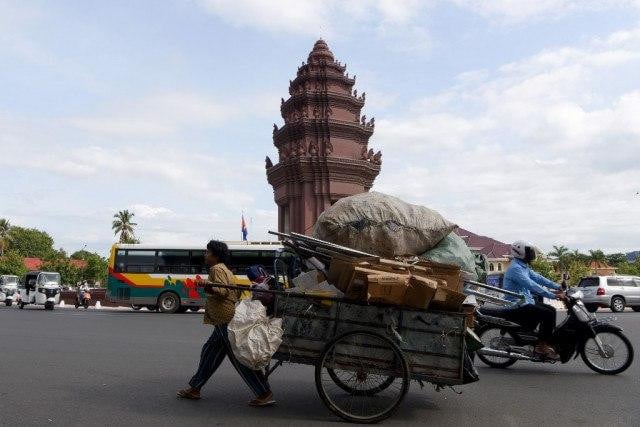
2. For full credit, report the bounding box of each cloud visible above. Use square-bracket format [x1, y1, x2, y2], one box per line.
[194, 0, 434, 52]
[67, 91, 238, 137]
[449, 0, 640, 24]
[373, 25, 640, 252]
[130, 204, 176, 219]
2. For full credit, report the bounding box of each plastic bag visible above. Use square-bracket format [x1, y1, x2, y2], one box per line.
[420, 232, 479, 281]
[228, 299, 283, 370]
[313, 192, 456, 257]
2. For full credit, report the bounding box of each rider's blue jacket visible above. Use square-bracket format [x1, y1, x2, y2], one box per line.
[503, 258, 561, 306]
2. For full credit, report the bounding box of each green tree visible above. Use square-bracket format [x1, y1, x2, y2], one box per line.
[41, 257, 82, 285]
[616, 261, 640, 276]
[567, 260, 592, 287]
[7, 226, 55, 259]
[548, 245, 569, 271]
[531, 258, 559, 282]
[83, 255, 108, 285]
[0, 250, 27, 277]
[605, 253, 628, 266]
[0, 218, 11, 256]
[112, 210, 138, 243]
[588, 249, 606, 262]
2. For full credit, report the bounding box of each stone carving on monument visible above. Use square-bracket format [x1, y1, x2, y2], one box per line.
[266, 39, 382, 234]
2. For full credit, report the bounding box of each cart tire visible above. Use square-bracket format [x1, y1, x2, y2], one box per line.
[315, 330, 409, 424]
[327, 368, 395, 396]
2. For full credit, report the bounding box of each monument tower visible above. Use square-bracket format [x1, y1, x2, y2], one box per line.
[266, 39, 381, 234]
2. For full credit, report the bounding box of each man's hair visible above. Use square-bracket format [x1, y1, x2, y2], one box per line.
[206, 240, 230, 263]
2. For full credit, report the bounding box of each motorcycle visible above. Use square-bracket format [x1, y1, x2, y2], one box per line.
[75, 290, 91, 309]
[475, 288, 634, 375]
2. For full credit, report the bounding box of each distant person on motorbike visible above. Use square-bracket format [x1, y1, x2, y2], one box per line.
[503, 241, 566, 360]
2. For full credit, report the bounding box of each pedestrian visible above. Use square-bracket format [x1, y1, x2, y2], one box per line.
[176, 240, 275, 406]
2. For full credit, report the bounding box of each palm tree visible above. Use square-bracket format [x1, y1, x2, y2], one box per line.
[0, 218, 11, 256]
[549, 245, 569, 271]
[112, 210, 138, 243]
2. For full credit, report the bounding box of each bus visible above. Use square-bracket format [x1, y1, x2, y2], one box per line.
[107, 242, 294, 313]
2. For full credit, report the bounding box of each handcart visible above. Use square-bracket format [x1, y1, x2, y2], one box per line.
[254, 232, 479, 423]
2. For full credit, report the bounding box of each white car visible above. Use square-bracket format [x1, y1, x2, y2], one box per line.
[577, 275, 640, 313]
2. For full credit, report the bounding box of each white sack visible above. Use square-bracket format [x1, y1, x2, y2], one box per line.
[313, 192, 456, 257]
[228, 299, 283, 370]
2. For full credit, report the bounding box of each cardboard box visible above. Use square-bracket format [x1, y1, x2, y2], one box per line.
[327, 258, 364, 293]
[403, 275, 438, 309]
[366, 272, 409, 305]
[345, 276, 368, 301]
[429, 287, 467, 312]
[412, 260, 462, 292]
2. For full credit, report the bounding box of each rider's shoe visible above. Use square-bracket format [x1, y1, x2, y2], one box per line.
[535, 343, 560, 360]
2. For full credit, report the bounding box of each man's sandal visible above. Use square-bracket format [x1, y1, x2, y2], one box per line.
[177, 388, 201, 400]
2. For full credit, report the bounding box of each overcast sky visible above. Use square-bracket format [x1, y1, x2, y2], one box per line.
[1, 0, 639, 256]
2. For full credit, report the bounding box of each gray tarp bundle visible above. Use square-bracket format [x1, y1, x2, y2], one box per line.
[313, 192, 456, 258]
[313, 191, 480, 280]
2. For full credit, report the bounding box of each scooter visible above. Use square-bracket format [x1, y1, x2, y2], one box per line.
[19, 271, 62, 310]
[475, 288, 634, 375]
[75, 290, 91, 309]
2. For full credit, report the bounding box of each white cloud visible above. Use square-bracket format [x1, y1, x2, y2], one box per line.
[68, 92, 238, 137]
[194, 0, 434, 52]
[373, 25, 640, 252]
[449, 0, 640, 24]
[130, 204, 176, 219]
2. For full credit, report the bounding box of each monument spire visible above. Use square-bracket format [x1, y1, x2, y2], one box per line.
[266, 40, 381, 234]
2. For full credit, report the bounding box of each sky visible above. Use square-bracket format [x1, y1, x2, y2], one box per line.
[1, 0, 639, 257]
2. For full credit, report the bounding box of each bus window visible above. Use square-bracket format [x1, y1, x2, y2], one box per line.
[229, 250, 278, 276]
[157, 250, 191, 274]
[126, 250, 156, 273]
[115, 250, 127, 272]
[190, 250, 209, 275]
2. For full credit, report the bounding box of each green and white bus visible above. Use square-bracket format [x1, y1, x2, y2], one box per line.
[107, 242, 292, 313]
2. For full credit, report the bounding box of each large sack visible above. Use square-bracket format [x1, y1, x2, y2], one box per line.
[313, 192, 456, 257]
[421, 232, 479, 281]
[228, 299, 283, 370]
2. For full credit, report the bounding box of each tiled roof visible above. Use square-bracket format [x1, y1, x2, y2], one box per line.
[22, 257, 87, 270]
[23, 257, 43, 270]
[454, 227, 511, 259]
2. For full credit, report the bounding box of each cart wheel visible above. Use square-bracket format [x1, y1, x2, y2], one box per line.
[315, 330, 409, 424]
[327, 368, 395, 396]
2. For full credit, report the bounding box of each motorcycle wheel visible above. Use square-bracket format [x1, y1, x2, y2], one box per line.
[476, 327, 518, 368]
[580, 330, 634, 375]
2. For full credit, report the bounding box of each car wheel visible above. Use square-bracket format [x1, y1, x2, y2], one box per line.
[632, 307, 640, 312]
[611, 296, 625, 313]
[585, 304, 598, 313]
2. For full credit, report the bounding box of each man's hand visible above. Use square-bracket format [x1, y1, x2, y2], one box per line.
[554, 290, 567, 301]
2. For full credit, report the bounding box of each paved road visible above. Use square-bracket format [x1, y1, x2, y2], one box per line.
[0, 306, 638, 426]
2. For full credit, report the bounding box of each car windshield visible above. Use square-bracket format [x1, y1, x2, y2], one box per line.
[38, 273, 61, 285]
[3, 276, 18, 285]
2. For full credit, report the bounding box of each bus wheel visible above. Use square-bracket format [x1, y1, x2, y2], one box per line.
[146, 305, 157, 312]
[158, 292, 180, 314]
[189, 307, 200, 312]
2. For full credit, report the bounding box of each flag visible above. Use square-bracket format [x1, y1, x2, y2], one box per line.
[241, 215, 248, 241]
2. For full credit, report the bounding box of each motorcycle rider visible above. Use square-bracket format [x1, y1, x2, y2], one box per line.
[502, 241, 566, 359]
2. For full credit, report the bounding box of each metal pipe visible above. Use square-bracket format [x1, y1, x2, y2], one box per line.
[477, 347, 533, 361]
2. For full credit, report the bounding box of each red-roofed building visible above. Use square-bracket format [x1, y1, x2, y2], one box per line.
[455, 227, 512, 273]
[22, 257, 87, 271]
[23, 257, 43, 270]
